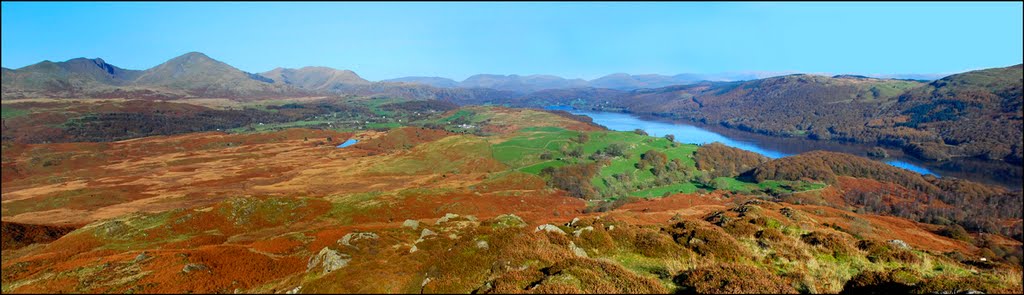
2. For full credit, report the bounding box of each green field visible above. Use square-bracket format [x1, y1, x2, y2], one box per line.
[483, 126, 829, 200]
[630, 182, 700, 198]
[1, 107, 29, 119]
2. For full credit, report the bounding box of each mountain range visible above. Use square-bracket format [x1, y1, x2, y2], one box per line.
[4, 52, 1020, 169]
[1, 52, 951, 100]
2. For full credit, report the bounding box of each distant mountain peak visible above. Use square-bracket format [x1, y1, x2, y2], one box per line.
[259, 66, 369, 91]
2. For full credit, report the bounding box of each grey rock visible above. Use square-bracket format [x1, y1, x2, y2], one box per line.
[572, 226, 594, 237]
[492, 214, 527, 229]
[339, 232, 379, 248]
[420, 228, 437, 239]
[182, 263, 209, 273]
[307, 247, 351, 274]
[402, 219, 420, 230]
[568, 242, 588, 258]
[535, 224, 566, 235]
[436, 213, 460, 225]
[133, 251, 151, 263]
[888, 239, 911, 250]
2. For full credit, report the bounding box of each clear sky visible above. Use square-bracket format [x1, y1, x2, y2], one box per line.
[2, 2, 1022, 81]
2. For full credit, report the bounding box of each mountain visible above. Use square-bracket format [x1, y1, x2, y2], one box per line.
[589, 73, 696, 90]
[132, 52, 299, 98]
[382, 76, 460, 88]
[460, 74, 590, 92]
[261, 66, 370, 91]
[534, 65, 1022, 167]
[892, 64, 1023, 163]
[1, 58, 143, 98]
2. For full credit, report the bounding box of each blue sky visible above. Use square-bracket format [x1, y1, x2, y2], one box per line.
[2, 2, 1022, 81]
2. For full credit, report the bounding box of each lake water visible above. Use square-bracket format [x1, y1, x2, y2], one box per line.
[336, 139, 358, 148]
[546, 106, 938, 176]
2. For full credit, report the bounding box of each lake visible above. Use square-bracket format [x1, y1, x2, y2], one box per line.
[550, 106, 1024, 190]
[336, 138, 358, 148]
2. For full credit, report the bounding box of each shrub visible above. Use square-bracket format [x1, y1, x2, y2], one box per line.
[665, 220, 748, 261]
[912, 275, 998, 294]
[856, 240, 920, 264]
[674, 264, 798, 294]
[841, 268, 921, 294]
[938, 224, 973, 242]
[632, 228, 680, 258]
[800, 231, 853, 258]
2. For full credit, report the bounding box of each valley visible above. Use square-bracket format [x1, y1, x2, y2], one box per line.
[3, 2, 1021, 294]
[2, 102, 1022, 293]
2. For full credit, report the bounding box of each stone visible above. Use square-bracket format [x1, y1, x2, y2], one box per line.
[492, 214, 527, 229]
[339, 232, 379, 248]
[568, 242, 588, 258]
[307, 247, 351, 274]
[534, 224, 566, 235]
[182, 263, 209, 273]
[573, 226, 594, 237]
[476, 240, 489, 250]
[132, 251, 151, 263]
[402, 219, 420, 230]
[888, 239, 911, 250]
[436, 213, 460, 225]
[420, 228, 437, 239]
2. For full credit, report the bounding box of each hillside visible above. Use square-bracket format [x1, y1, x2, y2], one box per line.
[131, 52, 301, 98]
[892, 64, 1023, 163]
[543, 66, 1022, 167]
[261, 66, 371, 91]
[0, 58, 144, 98]
[1, 105, 1020, 293]
[460, 74, 590, 93]
[383, 76, 460, 88]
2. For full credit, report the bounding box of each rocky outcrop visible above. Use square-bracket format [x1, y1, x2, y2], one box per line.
[535, 224, 566, 235]
[307, 247, 351, 274]
[339, 232, 379, 249]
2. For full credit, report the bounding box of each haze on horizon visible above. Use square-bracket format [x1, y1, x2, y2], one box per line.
[2, 2, 1022, 81]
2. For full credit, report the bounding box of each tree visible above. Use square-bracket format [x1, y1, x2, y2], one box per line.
[603, 143, 628, 158]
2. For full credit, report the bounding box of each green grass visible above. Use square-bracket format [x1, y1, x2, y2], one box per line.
[367, 122, 402, 129]
[228, 119, 335, 133]
[492, 129, 579, 167]
[711, 177, 756, 193]
[1, 107, 29, 119]
[368, 136, 496, 175]
[519, 160, 567, 175]
[630, 182, 700, 198]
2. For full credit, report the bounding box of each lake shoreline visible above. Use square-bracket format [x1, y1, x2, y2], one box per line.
[547, 106, 1023, 190]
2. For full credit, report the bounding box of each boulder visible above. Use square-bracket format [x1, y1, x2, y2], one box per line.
[132, 251, 151, 263]
[888, 239, 911, 250]
[535, 224, 566, 235]
[492, 214, 527, 229]
[307, 247, 351, 274]
[568, 242, 588, 258]
[402, 219, 420, 230]
[182, 263, 209, 273]
[436, 213, 460, 225]
[573, 226, 594, 237]
[420, 228, 437, 239]
[339, 232, 379, 249]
